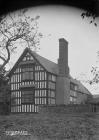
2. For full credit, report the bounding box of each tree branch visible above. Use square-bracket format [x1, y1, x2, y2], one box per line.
[0, 29, 9, 39]
[6, 30, 13, 37]
[0, 10, 42, 72]
[0, 55, 6, 62]
[0, 40, 10, 71]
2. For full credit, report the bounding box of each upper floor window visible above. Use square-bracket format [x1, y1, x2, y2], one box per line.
[22, 53, 34, 61]
[52, 75, 56, 82]
[21, 65, 34, 81]
[70, 82, 77, 91]
[48, 74, 56, 82]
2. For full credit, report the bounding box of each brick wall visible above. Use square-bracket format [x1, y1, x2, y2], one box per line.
[58, 38, 69, 76]
[39, 104, 94, 114]
[56, 77, 70, 105]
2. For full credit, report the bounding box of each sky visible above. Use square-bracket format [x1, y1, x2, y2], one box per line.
[2, 5, 99, 95]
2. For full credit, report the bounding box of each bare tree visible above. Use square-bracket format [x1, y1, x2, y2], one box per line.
[81, 0, 99, 26]
[0, 9, 43, 71]
[81, 11, 97, 26]
[89, 66, 99, 84]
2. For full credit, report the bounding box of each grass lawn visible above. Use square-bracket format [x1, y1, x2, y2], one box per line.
[0, 112, 99, 140]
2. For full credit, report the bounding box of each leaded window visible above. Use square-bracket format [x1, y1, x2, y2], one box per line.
[22, 90, 34, 104]
[70, 96, 77, 104]
[21, 65, 34, 81]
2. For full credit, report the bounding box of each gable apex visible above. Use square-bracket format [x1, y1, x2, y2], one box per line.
[8, 47, 34, 76]
[8, 47, 58, 77]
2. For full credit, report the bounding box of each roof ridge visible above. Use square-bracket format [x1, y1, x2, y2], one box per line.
[30, 49, 57, 65]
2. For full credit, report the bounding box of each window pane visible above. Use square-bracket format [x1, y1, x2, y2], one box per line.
[70, 82, 77, 91]
[35, 98, 39, 104]
[48, 82, 55, 89]
[50, 98, 55, 104]
[52, 75, 56, 81]
[70, 96, 77, 104]
[35, 72, 38, 80]
[51, 91, 55, 97]
[42, 72, 44, 80]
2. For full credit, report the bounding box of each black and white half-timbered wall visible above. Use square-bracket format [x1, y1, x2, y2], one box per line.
[9, 48, 56, 113]
[8, 38, 92, 113]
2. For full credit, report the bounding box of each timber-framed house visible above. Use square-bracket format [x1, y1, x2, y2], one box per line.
[8, 38, 92, 113]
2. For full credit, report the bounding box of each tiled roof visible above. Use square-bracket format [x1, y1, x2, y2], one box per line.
[70, 76, 91, 95]
[29, 49, 59, 75]
[93, 94, 99, 98]
[30, 48, 91, 95]
[8, 48, 59, 76]
[89, 97, 99, 104]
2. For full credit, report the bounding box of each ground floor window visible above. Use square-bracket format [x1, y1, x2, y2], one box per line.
[22, 90, 34, 104]
[11, 89, 56, 113]
[70, 96, 77, 104]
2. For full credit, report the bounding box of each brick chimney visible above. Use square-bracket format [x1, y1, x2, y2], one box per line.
[58, 38, 69, 77]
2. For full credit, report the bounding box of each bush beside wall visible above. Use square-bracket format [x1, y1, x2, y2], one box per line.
[0, 102, 10, 115]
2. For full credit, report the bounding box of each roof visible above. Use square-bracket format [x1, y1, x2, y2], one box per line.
[30, 50, 59, 75]
[88, 97, 99, 104]
[70, 76, 91, 95]
[8, 48, 58, 76]
[88, 94, 99, 104]
[87, 94, 99, 104]
[93, 94, 99, 98]
[8, 47, 91, 95]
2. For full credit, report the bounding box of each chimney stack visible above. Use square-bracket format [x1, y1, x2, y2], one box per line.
[58, 38, 69, 77]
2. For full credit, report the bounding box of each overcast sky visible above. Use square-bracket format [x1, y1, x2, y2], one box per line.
[5, 5, 99, 94]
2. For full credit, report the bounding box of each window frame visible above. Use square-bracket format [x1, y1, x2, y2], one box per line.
[21, 64, 35, 81]
[70, 82, 78, 91]
[21, 89, 35, 104]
